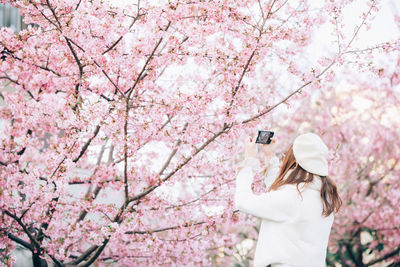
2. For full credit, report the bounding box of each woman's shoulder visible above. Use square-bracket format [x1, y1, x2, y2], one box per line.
[305, 176, 323, 190]
[278, 175, 322, 193]
[293, 176, 323, 196]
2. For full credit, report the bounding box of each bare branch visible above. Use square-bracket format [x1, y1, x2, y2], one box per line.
[67, 245, 98, 265]
[62, 36, 127, 98]
[129, 123, 232, 203]
[227, 49, 256, 116]
[79, 239, 110, 267]
[365, 246, 400, 266]
[123, 101, 130, 201]
[75, 0, 82, 10]
[258, 0, 265, 19]
[65, 37, 84, 78]
[125, 21, 172, 96]
[3, 231, 33, 251]
[125, 221, 206, 235]
[158, 122, 188, 176]
[73, 125, 101, 163]
[241, 61, 335, 124]
[102, 14, 142, 55]
[3, 210, 41, 251]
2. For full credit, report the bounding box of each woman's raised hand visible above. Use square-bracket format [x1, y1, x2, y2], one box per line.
[244, 136, 257, 160]
[261, 139, 276, 159]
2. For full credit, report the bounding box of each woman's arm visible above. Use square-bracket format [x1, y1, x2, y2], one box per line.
[263, 155, 280, 190]
[234, 157, 300, 222]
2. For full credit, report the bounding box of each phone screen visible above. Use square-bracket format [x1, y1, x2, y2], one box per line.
[256, 130, 274, 144]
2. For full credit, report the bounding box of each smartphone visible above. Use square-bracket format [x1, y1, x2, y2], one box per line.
[255, 130, 274, 144]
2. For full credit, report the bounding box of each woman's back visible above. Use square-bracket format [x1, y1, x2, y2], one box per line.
[251, 177, 334, 267]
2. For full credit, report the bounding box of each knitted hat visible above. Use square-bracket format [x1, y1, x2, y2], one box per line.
[292, 133, 329, 176]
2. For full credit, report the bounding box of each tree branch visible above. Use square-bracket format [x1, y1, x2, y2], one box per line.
[65, 37, 84, 78]
[241, 61, 335, 124]
[129, 123, 232, 203]
[158, 122, 188, 176]
[0, 47, 62, 77]
[75, 0, 82, 10]
[45, 0, 63, 29]
[73, 142, 107, 226]
[28, 0, 61, 32]
[123, 100, 130, 201]
[343, 3, 375, 52]
[3, 210, 41, 252]
[67, 245, 98, 265]
[365, 246, 400, 266]
[125, 221, 205, 235]
[79, 239, 110, 267]
[113, 115, 173, 164]
[73, 125, 101, 163]
[59, 35, 127, 98]
[102, 14, 142, 55]
[125, 21, 171, 96]
[226, 49, 256, 116]
[3, 231, 33, 251]
[149, 178, 235, 212]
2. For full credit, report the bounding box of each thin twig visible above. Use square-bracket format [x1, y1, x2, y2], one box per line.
[129, 123, 232, 203]
[241, 61, 335, 124]
[125, 221, 206, 235]
[125, 21, 172, 96]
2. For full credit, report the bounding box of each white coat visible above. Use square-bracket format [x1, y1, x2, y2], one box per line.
[234, 156, 334, 267]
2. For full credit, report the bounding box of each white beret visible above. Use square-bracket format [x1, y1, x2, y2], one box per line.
[293, 133, 329, 176]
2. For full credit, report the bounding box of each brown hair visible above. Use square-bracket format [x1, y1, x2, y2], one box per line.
[267, 145, 342, 217]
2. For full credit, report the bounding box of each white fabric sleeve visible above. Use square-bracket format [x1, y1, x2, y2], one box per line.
[264, 155, 281, 190]
[234, 157, 300, 222]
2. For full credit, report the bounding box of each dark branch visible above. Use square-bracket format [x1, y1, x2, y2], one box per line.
[102, 15, 142, 55]
[79, 239, 110, 267]
[365, 246, 400, 266]
[4, 231, 33, 251]
[129, 122, 231, 203]
[45, 0, 63, 29]
[125, 21, 171, 96]
[227, 49, 256, 116]
[3, 210, 40, 249]
[125, 221, 206, 235]
[75, 0, 82, 10]
[65, 37, 84, 78]
[73, 125, 100, 163]
[67, 245, 98, 265]
[60, 36, 126, 98]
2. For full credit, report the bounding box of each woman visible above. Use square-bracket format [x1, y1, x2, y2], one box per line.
[235, 132, 342, 267]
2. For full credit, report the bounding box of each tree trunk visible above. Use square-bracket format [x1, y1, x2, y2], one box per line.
[32, 253, 48, 267]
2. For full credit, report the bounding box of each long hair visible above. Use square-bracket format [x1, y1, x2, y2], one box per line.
[267, 145, 342, 217]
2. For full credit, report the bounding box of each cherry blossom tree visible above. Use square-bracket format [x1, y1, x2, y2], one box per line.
[0, 0, 398, 266]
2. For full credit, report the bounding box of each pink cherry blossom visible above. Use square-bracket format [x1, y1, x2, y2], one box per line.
[0, 0, 399, 266]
